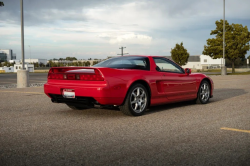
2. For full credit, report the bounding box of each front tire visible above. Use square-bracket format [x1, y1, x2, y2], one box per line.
[120, 84, 149, 116]
[196, 80, 210, 104]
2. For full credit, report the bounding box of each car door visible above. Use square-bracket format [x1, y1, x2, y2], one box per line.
[153, 57, 197, 101]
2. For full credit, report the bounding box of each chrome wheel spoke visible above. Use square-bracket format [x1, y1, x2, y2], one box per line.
[131, 100, 136, 104]
[137, 88, 140, 96]
[134, 103, 138, 110]
[132, 92, 137, 97]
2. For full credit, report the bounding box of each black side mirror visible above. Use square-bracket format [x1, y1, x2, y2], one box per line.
[185, 68, 191, 75]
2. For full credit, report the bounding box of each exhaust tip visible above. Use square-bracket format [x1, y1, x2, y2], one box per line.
[51, 98, 57, 103]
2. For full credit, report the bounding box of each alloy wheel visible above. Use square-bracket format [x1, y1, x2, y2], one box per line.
[130, 87, 147, 113]
[200, 82, 210, 102]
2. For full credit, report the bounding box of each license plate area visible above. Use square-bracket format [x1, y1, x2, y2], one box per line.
[62, 89, 75, 98]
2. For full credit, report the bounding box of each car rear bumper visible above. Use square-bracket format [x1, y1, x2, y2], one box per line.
[44, 82, 124, 105]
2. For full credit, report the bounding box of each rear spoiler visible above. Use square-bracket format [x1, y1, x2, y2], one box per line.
[48, 67, 104, 81]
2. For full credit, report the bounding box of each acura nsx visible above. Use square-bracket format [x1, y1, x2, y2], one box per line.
[44, 55, 213, 116]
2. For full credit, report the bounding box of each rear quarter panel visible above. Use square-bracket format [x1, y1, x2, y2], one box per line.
[98, 68, 151, 101]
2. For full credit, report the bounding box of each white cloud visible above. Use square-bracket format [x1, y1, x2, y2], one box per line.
[109, 33, 152, 44]
[1, 0, 250, 59]
[97, 32, 152, 44]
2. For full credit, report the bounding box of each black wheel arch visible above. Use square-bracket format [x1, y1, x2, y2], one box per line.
[121, 80, 151, 106]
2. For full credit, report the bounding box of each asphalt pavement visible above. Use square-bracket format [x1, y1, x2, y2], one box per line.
[0, 73, 48, 85]
[0, 75, 250, 166]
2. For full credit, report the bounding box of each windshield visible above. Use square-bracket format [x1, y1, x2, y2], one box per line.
[93, 56, 150, 70]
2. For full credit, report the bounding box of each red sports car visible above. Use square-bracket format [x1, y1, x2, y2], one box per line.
[44, 55, 213, 116]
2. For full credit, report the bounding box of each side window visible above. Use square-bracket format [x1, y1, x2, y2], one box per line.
[153, 58, 184, 73]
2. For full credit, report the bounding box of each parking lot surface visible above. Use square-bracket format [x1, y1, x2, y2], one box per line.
[0, 73, 47, 85]
[0, 75, 249, 166]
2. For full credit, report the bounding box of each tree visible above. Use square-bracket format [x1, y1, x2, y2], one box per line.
[0, 1, 4, 7]
[203, 19, 250, 73]
[92, 61, 99, 65]
[170, 42, 190, 66]
[34, 62, 39, 68]
[66, 57, 77, 61]
[85, 61, 90, 66]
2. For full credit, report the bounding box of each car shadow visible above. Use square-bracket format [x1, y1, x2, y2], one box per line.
[210, 88, 247, 103]
[55, 88, 247, 117]
[55, 105, 125, 118]
[147, 101, 194, 114]
[147, 88, 247, 114]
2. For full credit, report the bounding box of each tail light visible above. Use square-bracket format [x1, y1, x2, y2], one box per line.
[48, 68, 104, 81]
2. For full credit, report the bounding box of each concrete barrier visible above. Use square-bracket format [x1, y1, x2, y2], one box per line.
[0, 70, 5, 73]
[17, 70, 29, 88]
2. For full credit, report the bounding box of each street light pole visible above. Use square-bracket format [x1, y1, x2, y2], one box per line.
[17, 0, 29, 88]
[29, 45, 31, 63]
[223, 0, 225, 65]
[21, 0, 25, 69]
[221, 0, 227, 75]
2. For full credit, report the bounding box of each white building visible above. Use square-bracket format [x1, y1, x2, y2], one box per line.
[181, 56, 202, 69]
[166, 55, 223, 70]
[0, 66, 14, 73]
[200, 55, 222, 69]
[23, 59, 47, 65]
[14, 64, 34, 72]
[9, 59, 20, 64]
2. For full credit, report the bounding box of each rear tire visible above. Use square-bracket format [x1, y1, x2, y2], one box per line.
[120, 84, 149, 116]
[196, 80, 210, 104]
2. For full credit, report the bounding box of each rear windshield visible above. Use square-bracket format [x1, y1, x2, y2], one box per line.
[93, 56, 150, 70]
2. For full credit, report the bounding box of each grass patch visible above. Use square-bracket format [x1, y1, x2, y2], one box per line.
[34, 70, 49, 73]
[207, 71, 250, 75]
[205, 69, 222, 72]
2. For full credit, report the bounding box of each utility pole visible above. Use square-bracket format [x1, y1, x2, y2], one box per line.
[117, 46, 129, 56]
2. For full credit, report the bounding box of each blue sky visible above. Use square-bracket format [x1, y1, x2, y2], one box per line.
[0, 0, 250, 60]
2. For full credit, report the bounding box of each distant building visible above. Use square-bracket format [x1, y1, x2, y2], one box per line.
[0, 53, 7, 62]
[9, 60, 20, 64]
[12, 53, 16, 60]
[14, 64, 34, 72]
[199, 55, 222, 69]
[166, 55, 223, 70]
[23, 59, 47, 65]
[0, 66, 14, 73]
[0, 49, 16, 61]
